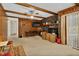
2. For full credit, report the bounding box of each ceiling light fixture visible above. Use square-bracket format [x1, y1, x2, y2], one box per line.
[30, 16, 34, 19]
[29, 10, 35, 19]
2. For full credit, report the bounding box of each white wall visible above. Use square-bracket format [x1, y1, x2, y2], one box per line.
[7, 17, 18, 38]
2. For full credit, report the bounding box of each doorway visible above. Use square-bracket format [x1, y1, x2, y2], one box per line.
[7, 17, 18, 38]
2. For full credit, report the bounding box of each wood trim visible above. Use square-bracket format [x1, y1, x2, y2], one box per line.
[18, 18, 20, 37]
[65, 16, 67, 44]
[16, 3, 57, 15]
[75, 3, 79, 6]
[6, 15, 28, 19]
[6, 16, 19, 18]
[5, 10, 45, 19]
[6, 15, 43, 21]
[60, 15, 66, 45]
[58, 5, 79, 16]
[0, 4, 6, 16]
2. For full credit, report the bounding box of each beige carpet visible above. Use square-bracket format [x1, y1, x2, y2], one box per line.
[9, 36, 79, 56]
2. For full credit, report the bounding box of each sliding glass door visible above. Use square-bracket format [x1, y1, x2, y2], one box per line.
[66, 12, 79, 49]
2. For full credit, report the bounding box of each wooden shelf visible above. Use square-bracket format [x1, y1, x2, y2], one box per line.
[42, 24, 49, 26]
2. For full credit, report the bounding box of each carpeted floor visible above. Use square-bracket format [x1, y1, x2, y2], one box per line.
[8, 36, 79, 56]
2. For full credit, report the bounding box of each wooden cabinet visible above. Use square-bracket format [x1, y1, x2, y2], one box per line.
[0, 4, 7, 42]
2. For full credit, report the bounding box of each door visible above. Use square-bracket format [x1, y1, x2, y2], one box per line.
[66, 12, 79, 49]
[10, 20, 18, 37]
[7, 17, 18, 38]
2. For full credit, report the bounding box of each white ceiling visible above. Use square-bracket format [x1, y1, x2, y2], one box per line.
[2, 3, 53, 19]
[2, 3, 75, 20]
[6, 12, 42, 20]
[30, 3, 75, 13]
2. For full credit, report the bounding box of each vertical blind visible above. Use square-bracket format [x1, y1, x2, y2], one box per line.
[61, 11, 79, 49]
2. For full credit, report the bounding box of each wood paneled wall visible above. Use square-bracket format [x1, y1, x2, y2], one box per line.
[58, 5, 79, 16]
[0, 4, 7, 42]
[19, 18, 41, 37]
[19, 18, 32, 37]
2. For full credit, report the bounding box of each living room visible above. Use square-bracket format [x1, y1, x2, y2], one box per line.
[0, 3, 79, 56]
